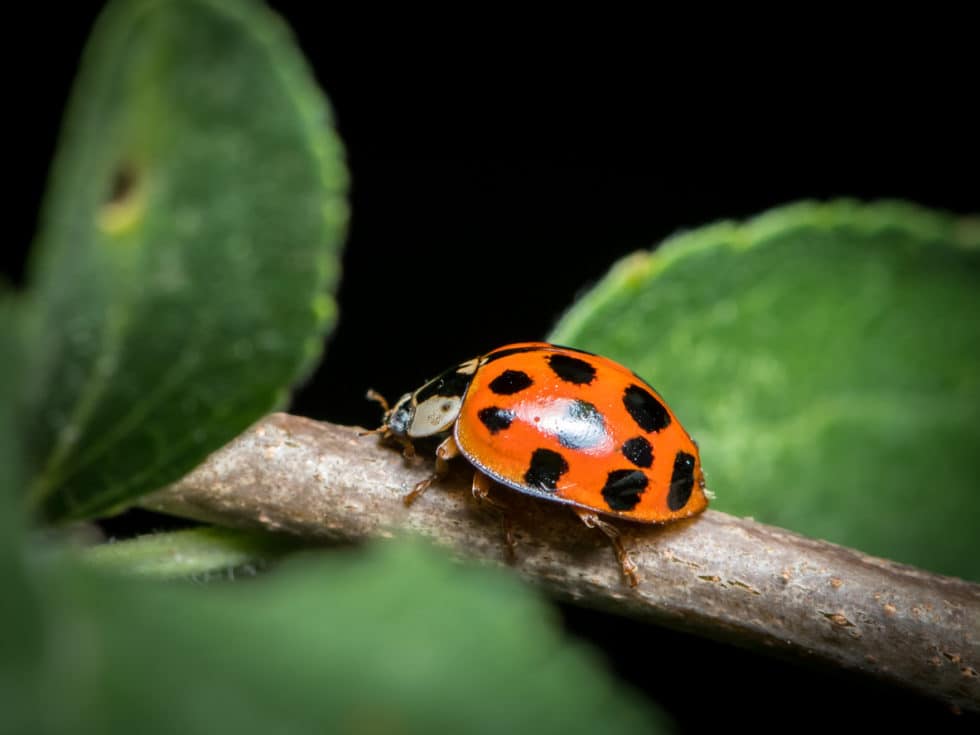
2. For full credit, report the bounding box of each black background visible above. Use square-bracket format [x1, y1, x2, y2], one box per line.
[8, 3, 977, 730]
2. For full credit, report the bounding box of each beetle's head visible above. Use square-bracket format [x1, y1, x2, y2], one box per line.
[384, 392, 414, 438]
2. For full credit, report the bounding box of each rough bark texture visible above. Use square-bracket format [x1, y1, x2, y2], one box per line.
[143, 413, 980, 712]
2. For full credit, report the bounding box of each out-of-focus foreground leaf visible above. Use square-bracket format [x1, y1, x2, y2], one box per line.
[22, 0, 347, 522]
[550, 201, 980, 581]
[0, 302, 45, 735]
[5, 540, 668, 735]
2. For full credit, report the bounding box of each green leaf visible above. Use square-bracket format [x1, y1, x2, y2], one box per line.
[22, 0, 347, 522]
[0, 297, 25, 538]
[0, 299, 45, 733]
[10, 541, 668, 734]
[80, 527, 301, 579]
[550, 201, 980, 581]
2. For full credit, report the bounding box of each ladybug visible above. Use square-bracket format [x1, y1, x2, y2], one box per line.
[368, 342, 708, 586]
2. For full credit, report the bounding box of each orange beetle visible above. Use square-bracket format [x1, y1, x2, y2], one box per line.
[370, 342, 708, 585]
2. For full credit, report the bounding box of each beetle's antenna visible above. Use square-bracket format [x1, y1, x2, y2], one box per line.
[359, 389, 392, 437]
[365, 388, 390, 413]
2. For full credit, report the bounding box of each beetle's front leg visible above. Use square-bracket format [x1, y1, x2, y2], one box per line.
[403, 435, 459, 505]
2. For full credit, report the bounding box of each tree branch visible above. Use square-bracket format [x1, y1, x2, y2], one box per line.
[142, 413, 980, 712]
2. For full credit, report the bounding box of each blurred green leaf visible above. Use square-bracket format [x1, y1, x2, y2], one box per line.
[22, 0, 347, 522]
[550, 201, 980, 581]
[0, 299, 45, 733]
[0, 297, 25, 546]
[80, 527, 301, 579]
[9, 541, 668, 734]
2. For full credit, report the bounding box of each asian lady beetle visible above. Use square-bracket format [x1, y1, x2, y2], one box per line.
[368, 342, 709, 586]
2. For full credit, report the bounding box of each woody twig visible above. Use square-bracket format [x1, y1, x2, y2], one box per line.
[142, 413, 980, 713]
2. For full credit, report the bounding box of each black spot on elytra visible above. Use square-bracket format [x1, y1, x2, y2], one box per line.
[416, 366, 474, 402]
[523, 448, 569, 492]
[557, 400, 607, 450]
[602, 469, 648, 511]
[483, 345, 543, 363]
[489, 369, 533, 395]
[621, 436, 653, 468]
[478, 407, 515, 434]
[668, 451, 696, 511]
[547, 353, 597, 385]
[623, 384, 671, 433]
[484, 344, 596, 365]
[552, 344, 596, 356]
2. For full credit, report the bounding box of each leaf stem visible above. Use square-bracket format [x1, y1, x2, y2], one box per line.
[80, 526, 301, 579]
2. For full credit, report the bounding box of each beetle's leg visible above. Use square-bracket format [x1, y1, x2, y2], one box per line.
[573, 509, 639, 588]
[471, 469, 501, 507]
[472, 472, 516, 560]
[397, 436, 417, 460]
[472, 471, 517, 563]
[403, 435, 458, 505]
[362, 426, 416, 457]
